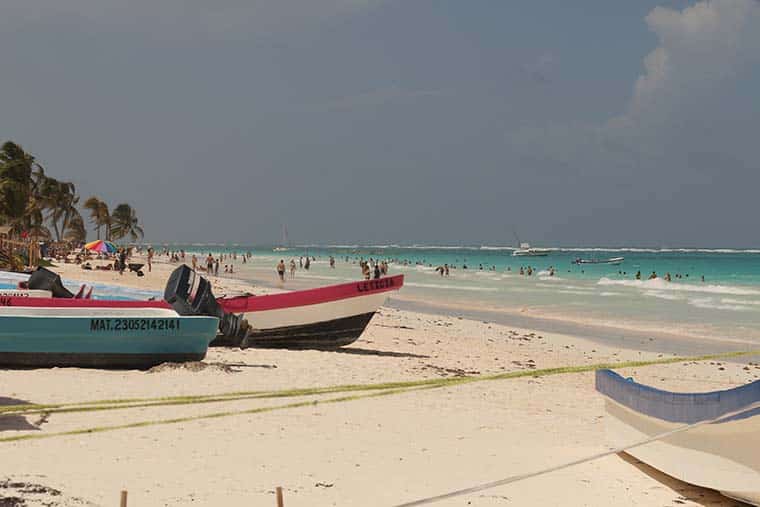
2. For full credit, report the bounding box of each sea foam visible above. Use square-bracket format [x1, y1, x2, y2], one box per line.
[597, 277, 760, 296]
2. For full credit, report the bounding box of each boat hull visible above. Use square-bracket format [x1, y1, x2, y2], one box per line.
[1, 275, 404, 350]
[0, 308, 219, 368]
[218, 275, 403, 348]
[596, 369, 760, 505]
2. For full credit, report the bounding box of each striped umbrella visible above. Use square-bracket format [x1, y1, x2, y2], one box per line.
[84, 240, 118, 253]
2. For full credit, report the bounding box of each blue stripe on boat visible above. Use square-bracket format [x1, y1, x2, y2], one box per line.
[596, 369, 760, 424]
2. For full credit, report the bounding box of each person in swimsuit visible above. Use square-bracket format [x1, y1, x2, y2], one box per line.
[277, 259, 286, 282]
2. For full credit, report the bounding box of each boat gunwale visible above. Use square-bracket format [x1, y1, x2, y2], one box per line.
[596, 369, 760, 424]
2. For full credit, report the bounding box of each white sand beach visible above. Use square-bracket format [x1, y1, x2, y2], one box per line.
[1, 261, 756, 506]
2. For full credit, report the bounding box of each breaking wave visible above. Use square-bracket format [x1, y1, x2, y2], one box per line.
[597, 277, 760, 296]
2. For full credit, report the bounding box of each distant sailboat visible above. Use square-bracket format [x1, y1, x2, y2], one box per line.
[273, 224, 290, 252]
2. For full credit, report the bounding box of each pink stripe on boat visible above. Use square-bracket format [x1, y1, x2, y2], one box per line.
[219, 275, 404, 312]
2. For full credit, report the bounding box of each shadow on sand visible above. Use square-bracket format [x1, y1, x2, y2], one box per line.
[326, 347, 430, 359]
[618, 452, 749, 506]
[0, 397, 40, 433]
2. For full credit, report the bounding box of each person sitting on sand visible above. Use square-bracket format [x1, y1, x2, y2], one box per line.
[649, 271, 657, 280]
[276, 260, 286, 282]
[665, 272, 672, 282]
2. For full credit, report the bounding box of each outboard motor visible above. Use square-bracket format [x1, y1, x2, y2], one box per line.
[164, 264, 249, 345]
[27, 267, 75, 298]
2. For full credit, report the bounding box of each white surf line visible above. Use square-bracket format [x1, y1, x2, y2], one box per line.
[393, 399, 760, 506]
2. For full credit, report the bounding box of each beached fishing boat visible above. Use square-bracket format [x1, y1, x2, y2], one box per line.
[218, 274, 404, 348]
[573, 256, 624, 265]
[11, 267, 405, 349]
[596, 369, 760, 505]
[0, 306, 219, 368]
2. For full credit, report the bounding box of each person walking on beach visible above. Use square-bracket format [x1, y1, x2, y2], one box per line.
[277, 259, 286, 282]
[206, 254, 214, 274]
[118, 248, 127, 275]
[329, 256, 335, 268]
[214, 258, 220, 276]
[304, 257, 311, 270]
[290, 259, 296, 278]
[374, 263, 381, 279]
[147, 247, 154, 273]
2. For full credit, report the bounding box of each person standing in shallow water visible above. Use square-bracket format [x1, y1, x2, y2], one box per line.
[276, 259, 286, 282]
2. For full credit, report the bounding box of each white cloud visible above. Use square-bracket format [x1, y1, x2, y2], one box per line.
[624, 0, 760, 122]
[509, 0, 760, 172]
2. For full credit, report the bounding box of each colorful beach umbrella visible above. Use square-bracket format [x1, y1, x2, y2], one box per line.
[84, 240, 117, 253]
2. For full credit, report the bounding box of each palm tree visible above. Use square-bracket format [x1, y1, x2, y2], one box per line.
[63, 213, 87, 243]
[110, 203, 144, 242]
[36, 176, 82, 242]
[0, 141, 43, 235]
[83, 196, 111, 240]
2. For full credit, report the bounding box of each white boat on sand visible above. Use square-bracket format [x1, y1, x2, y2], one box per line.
[597, 369, 760, 505]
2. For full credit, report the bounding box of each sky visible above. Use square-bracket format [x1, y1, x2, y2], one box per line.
[2, 0, 759, 247]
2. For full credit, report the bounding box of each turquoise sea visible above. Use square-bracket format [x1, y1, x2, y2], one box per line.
[167, 244, 760, 348]
[3, 244, 758, 352]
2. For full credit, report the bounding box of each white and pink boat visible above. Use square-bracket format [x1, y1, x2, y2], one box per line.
[3, 267, 404, 349]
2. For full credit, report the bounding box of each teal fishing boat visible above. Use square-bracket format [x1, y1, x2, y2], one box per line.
[0, 307, 219, 368]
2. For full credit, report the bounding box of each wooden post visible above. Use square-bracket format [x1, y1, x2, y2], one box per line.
[275, 486, 284, 507]
[120, 490, 128, 507]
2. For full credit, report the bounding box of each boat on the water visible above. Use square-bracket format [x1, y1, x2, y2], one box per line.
[512, 243, 551, 257]
[0, 306, 219, 368]
[572, 256, 624, 265]
[596, 369, 760, 506]
[8, 267, 404, 349]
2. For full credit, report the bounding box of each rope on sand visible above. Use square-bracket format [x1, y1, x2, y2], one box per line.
[393, 400, 760, 506]
[0, 385, 441, 443]
[0, 348, 758, 445]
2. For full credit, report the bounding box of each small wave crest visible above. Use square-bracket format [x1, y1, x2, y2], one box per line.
[598, 277, 760, 296]
[405, 282, 498, 292]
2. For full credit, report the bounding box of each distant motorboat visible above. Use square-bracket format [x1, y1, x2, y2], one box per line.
[512, 243, 551, 257]
[597, 369, 760, 506]
[573, 256, 624, 265]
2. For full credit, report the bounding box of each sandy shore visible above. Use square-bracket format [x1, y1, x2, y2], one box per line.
[0, 260, 755, 506]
